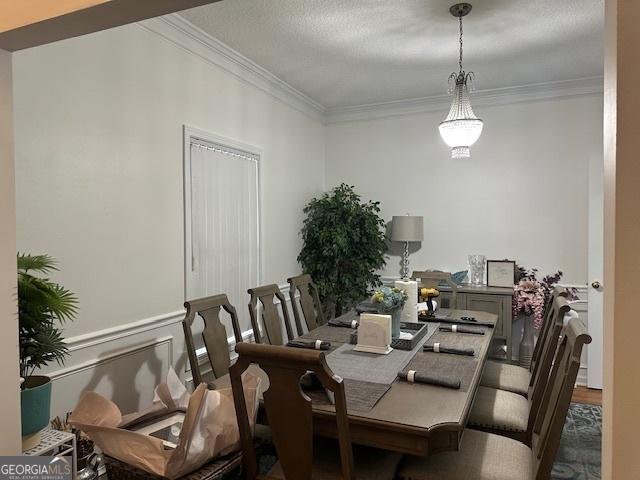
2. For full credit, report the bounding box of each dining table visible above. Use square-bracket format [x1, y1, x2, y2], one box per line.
[215, 307, 497, 458]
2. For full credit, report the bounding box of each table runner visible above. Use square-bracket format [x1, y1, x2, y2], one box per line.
[325, 323, 439, 385]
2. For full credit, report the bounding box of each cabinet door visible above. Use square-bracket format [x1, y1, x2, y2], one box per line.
[464, 294, 504, 338]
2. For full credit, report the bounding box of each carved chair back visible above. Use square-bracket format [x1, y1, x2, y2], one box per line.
[287, 274, 325, 333]
[248, 284, 296, 345]
[530, 286, 568, 376]
[182, 294, 243, 383]
[526, 294, 571, 435]
[230, 343, 355, 480]
[411, 270, 458, 309]
[531, 318, 591, 480]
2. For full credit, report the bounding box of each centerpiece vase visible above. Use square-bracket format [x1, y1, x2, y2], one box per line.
[518, 313, 536, 368]
[391, 308, 402, 339]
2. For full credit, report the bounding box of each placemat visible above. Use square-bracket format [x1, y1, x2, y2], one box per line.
[424, 330, 487, 353]
[306, 379, 391, 412]
[402, 349, 478, 392]
[325, 323, 439, 385]
[300, 323, 356, 346]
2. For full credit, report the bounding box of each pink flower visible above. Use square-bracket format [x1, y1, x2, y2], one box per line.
[513, 279, 545, 328]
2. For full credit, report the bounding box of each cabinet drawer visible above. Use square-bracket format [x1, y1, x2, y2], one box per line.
[464, 294, 505, 337]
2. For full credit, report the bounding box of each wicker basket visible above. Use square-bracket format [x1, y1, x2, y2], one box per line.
[103, 451, 242, 480]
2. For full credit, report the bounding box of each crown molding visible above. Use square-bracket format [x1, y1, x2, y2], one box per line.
[138, 14, 326, 123]
[325, 76, 604, 124]
[138, 14, 602, 126]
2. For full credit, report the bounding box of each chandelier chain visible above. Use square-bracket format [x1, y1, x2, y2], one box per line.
[458, 14, 464, 73]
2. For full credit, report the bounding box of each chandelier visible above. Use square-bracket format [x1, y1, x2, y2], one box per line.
[439, 3, 483, 159]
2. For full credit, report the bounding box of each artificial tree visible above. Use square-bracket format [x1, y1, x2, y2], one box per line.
[298, 183, 386, 316]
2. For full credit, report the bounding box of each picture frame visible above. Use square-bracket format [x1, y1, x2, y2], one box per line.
[486, 260, 516, 288]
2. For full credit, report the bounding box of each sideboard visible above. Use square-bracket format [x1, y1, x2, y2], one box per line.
[437, 284, 514, 360]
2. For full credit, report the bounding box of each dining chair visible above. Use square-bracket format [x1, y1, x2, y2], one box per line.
[411, 270, 458, 309]
[248, 284, 297, 345]
[480, 287, 568, 397]
[229, 342, 402, 480]
[466, 294, 572, 445]
[287, 273, 326, 332]
[398, 317, 591, 480]
[182, 294, 243, 384]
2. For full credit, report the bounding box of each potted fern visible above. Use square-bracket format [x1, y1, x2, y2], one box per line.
[18, 253, 78, 449]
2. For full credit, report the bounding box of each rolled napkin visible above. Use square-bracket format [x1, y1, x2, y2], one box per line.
[433, 316, 494, 328]
[439, 325, 485, 335]
[424, 342, 475, 356]
[300, 371, 323, 391]
[355, 301, 379, 314]
[397, 369, 461, 389]
[328, 317, 359, 328]
[286, 339, 331, 350]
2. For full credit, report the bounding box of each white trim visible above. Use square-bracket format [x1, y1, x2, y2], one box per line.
[138, 15, 602, 126]
[138, 15, 325, 123]
[50, 336, 174, 380]
[64, 310, 184, 352]
[325, 77, 604, 124]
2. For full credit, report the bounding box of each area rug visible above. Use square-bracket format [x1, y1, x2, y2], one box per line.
[552, 402, 602, 480]
[231, 402, 602, 479]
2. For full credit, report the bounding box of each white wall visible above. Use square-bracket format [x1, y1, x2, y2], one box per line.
[326, 95, 603, 285]
[13, 23, 325, 416]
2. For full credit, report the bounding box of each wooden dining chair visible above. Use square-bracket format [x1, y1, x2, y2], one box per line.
[287, 273, 326, 332]
[480, 287, 568, 397]
[411, 270, 458, 309]
[248, 284, 297, 345]
[398, 317, 591, 480]
[182, 294, 243, 384]
[229, 342, 402, 480]
[466, 294, 572, 445]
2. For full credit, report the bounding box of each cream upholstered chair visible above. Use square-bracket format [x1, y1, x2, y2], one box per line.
[411, 270, 458, 309]
[398, 317, 591, 480]
[466, 295, 572, 445]
[287, 273, 325, 332]
[230, 342, 402, 480]
[480, 287, 568, 397]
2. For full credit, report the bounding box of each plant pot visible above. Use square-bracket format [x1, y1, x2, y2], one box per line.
[518, 314, 536, 369]
[21, 375, 52, 449]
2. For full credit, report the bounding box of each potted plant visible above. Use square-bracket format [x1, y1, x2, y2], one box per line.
[372, 286, 408, 338]
[298, 184, 387, 317]
[18, 253, 78, 449]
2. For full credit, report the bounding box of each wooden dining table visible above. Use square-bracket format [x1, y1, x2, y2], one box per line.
[215, 308, 497, 458]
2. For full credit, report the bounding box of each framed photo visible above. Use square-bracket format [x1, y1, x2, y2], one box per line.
[486, 260, 516, 288]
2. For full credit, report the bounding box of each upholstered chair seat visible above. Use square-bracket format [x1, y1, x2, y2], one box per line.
[467, 386, 529, 443]
[268, 438, 402, 480]
[480, 362, 530, 397]
[399, 429, 532, 480]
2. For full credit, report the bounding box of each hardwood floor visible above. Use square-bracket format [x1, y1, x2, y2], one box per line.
[572, 386, 602, 406]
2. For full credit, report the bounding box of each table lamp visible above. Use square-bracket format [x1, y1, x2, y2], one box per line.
[391, 215, 424, 279]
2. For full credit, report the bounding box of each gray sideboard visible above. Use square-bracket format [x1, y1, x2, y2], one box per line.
[437, 284, 514, 360]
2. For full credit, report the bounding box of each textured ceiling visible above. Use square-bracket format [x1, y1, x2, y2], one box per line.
[180, 0, 604, 108]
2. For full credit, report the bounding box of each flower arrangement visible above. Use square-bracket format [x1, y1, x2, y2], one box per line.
[513, 265, 575, 328]
[372, 286, 408, 313]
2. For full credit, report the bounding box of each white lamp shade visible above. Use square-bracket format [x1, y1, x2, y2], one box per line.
[391, 215, 424, 242]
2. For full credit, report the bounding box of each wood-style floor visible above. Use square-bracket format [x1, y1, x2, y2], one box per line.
[572, 386, 602, 406]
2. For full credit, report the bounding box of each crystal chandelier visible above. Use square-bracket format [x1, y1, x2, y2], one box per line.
[439, 3, 483, 159]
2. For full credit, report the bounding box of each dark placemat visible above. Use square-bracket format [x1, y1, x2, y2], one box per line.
[402, 350, 478, 392]
[306, 379, 391, 412]
[424, 330, 487, 353]
[301, 323, 355, 347]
